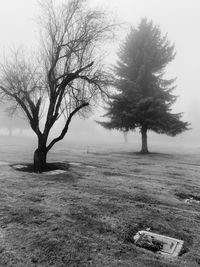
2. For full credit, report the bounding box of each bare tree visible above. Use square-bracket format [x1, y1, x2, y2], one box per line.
[0, 0, 115, 172]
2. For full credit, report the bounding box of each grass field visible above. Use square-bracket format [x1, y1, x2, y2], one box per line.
[0, 137, 200, 266]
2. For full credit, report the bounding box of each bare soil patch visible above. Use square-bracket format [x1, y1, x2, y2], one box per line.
[12, 162, 69, 173]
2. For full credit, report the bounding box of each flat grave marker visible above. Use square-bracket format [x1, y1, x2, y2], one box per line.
[134, 230, 184, 256]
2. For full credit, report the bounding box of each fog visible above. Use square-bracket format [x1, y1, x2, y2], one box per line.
[0, 0, 200, 152]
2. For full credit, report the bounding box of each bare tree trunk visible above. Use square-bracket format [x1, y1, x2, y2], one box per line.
[8, 127, 12, 137]
[140, 126, 148, 153]
[33, 137, 47, 172]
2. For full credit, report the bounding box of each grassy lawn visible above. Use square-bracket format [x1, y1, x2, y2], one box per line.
[0, 143, 200, 266]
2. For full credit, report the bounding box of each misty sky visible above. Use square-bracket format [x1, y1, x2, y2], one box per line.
[0, 0, 199, 146]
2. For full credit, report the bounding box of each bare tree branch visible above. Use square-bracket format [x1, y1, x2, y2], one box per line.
[47, 101, 89, 152]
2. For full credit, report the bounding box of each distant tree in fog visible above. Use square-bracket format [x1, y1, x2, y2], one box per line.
[0, 103, 28, 136]
[0, 0, 115, 171]
[98, 18, 189, 153]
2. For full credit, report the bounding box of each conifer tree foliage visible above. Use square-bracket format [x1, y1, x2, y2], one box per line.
[99, 19, 189, 153]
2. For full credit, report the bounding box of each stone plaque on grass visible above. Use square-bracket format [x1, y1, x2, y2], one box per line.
[134, 230, 184, 256]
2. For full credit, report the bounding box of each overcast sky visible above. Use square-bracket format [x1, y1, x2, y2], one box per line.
[0, 0, 199, 114]
[0, 0, 199, 145]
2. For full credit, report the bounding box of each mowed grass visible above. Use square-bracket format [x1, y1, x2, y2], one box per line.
[0, 138, 200, 266]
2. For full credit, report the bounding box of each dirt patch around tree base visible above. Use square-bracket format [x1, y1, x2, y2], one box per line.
[11, 162, 70, 173]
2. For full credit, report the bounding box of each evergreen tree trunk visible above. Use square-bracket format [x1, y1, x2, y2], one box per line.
[33, 137, 47, 172]
[140, 126, 148, 153]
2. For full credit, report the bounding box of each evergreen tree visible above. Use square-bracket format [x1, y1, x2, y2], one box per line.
[98, 18, 189, 153]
